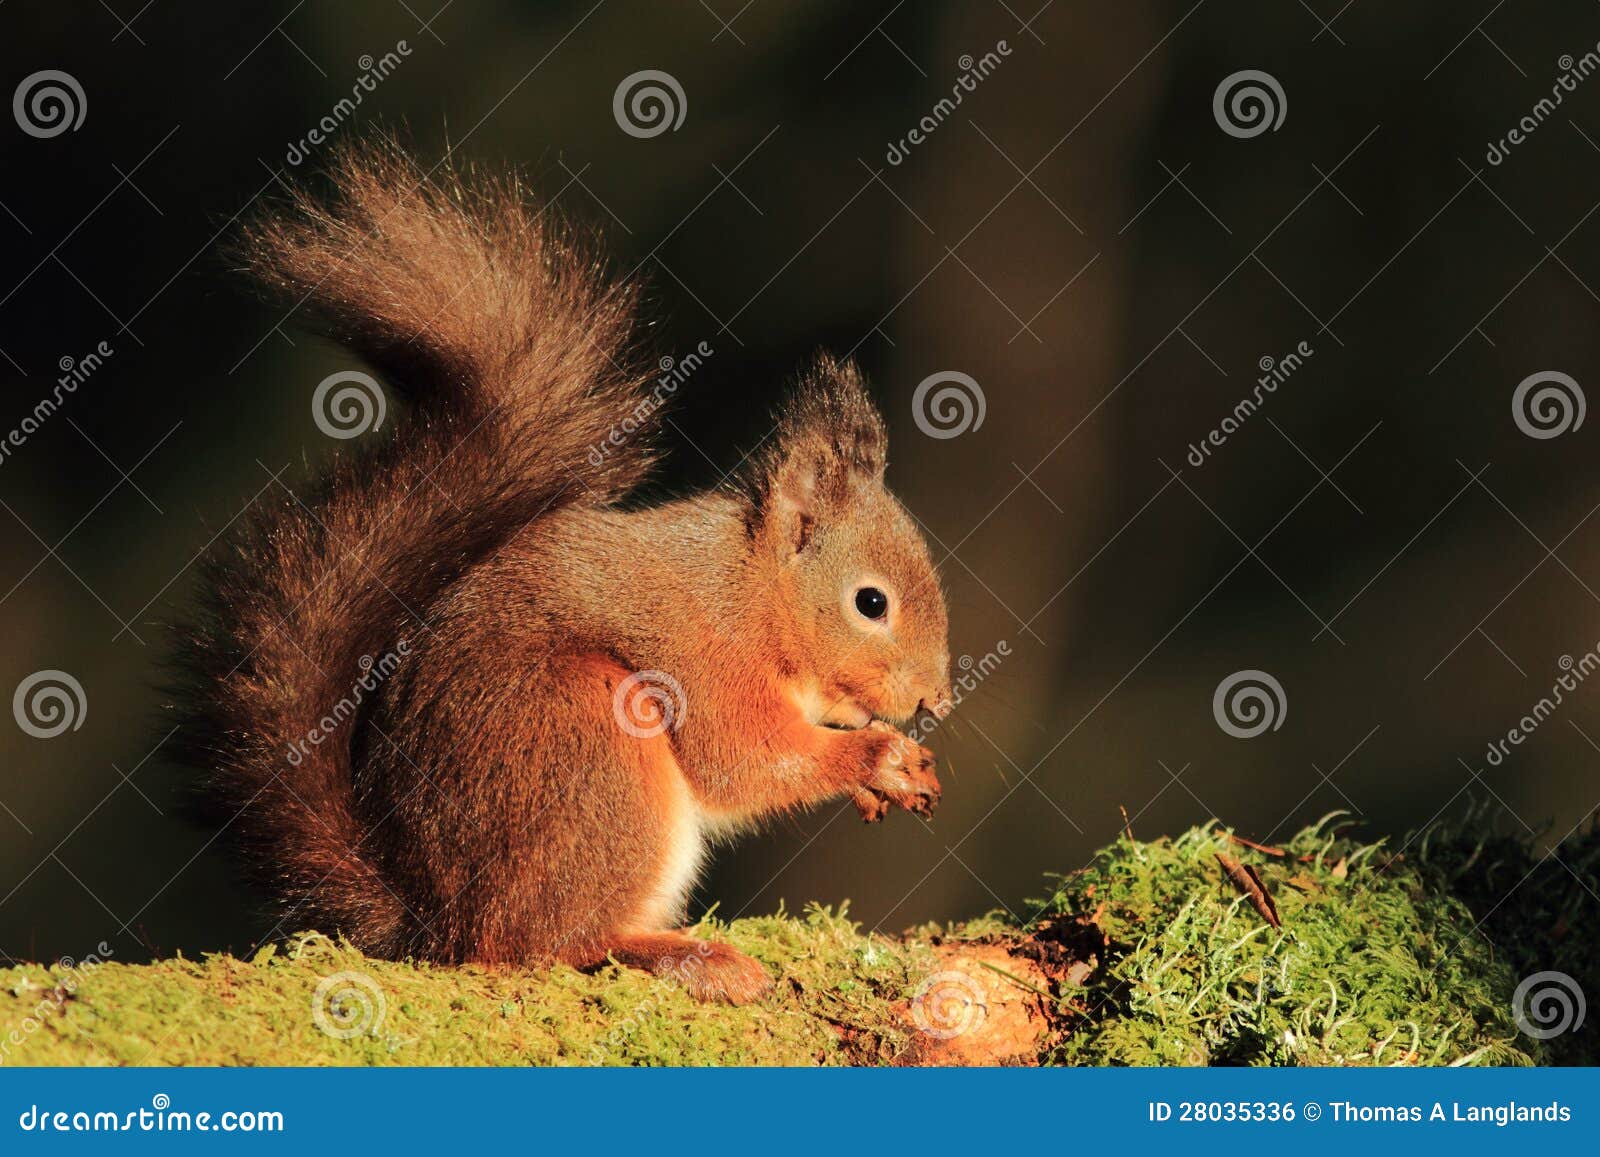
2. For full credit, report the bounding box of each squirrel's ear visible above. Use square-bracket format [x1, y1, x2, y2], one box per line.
[763, 443, 829, 556]
[740, 357, 887, 557]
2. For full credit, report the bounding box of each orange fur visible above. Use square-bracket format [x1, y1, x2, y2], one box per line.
[174, 139, 951, 1002]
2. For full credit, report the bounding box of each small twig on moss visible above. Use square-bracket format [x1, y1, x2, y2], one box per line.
[1215, 852, 1282, 929]
[975, 959, 1053, 1001]
[1219, 830, 1287, 857]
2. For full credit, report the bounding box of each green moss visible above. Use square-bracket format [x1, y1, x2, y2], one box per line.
[3, 815, 1592, 1066]
[1042, 812, 1594, 1066]
[1411, 819, 1599, 1066]
[0, 904, 935, 1067]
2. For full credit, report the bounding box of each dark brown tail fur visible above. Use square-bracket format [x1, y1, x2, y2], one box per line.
[173, 140, 654, 953]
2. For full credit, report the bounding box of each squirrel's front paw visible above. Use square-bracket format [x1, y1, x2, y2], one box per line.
[852, 721, 940, 821]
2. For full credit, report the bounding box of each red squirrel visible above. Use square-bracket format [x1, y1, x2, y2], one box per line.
[176, 141, 952, 1004]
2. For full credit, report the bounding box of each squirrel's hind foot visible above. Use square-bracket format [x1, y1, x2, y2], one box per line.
[603, 931, 773, 1005]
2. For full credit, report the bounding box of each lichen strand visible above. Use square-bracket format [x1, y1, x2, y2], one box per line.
[2, 816, 1593, 1066]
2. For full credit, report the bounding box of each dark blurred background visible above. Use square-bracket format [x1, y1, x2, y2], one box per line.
[3, 0, 1599, 965]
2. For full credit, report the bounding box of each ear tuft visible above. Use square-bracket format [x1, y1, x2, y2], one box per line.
[734, 356, 888, 554]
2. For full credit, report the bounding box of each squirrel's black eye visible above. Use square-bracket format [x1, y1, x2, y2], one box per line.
[854, 586, 889, 621]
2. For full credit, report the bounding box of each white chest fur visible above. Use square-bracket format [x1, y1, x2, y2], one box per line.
[633, 766, 707, 931]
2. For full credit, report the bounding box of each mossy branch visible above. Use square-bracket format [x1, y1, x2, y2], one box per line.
[4, 813, 1595, 1066]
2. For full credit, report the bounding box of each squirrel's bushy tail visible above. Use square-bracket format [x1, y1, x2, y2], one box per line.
[175, 140, 654, 952]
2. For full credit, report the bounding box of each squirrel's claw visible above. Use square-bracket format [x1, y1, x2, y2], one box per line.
[851, 786, 892, 823]
[858, 722, 941, 821]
